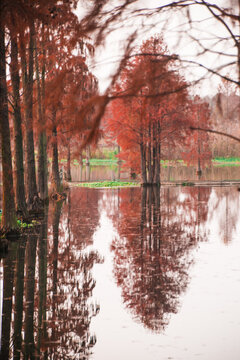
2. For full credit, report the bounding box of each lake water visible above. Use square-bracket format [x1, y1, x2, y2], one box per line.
[1, 185, 240, 359]
[68, 163, 240, 182]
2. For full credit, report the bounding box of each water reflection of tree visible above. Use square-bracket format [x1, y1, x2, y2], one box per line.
[207, 187, 240, 244]
[0, 188, 102, 359]
[44, 189, 102, 359]
[111, 186, 210, 332]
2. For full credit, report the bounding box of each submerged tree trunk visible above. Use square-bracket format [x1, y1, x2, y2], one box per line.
[10, 30, 28, 217]
[0, 25, 17, 230]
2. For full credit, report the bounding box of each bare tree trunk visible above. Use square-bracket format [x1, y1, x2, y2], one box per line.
[0, 24, 17, 230]
[154, 123, 161, 184]
[66, 141, 72, 181]
[20, 23, 38, 208]
[85, 145, 90, 165]
[52, 121, 60, 193]
[10, 30, 27, 216]
[36, 31, 48, 200]
[140, 142, 147, 184]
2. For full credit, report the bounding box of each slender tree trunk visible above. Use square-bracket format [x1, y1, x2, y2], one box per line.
[154, 123, 161, 184]
[85, 145, 90, 165]
[140, 142, 147, 184]
[20, 23, 38, 207]
[0, 24, 17, 230]
[152, 123, 156, 183]
[66, 141, 71, 181]
[79, 152, 83, 166]
[147, 124, 152, 183]
[52, 121, 60, 193]
[36, 27, 48, 200]
[10, 30, 27, 216]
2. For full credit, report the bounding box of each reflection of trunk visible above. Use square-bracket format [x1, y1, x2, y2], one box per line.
[1, 242, 17, 359]
[36, 32, 48, 200]
[52, 121, 60, 192]
[13, 236, 27, 360]
[37, 206, 48, 355]
[52, 201, 63, 341]
[141, 187, 147, 260]
[66, 141, 71, 181]
[24, 233, 38, 358]
[0, 25, 17, 229]
[10, 30, 27, 216]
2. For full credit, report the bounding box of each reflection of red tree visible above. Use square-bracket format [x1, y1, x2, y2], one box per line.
[111, 186, 210, 332]
[43, 188, 103, 358]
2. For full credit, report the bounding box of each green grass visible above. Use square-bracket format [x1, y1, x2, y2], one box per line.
[213, 157, 240, 162]
[76, 181, 140, 188]
[212, 157, 240, 167]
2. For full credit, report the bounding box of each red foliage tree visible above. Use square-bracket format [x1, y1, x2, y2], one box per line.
[105, 35, 191, 184]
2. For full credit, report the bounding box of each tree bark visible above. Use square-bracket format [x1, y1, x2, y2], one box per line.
[52, 121, 60, 193]
[10, 30, 27, 216]
[20, 22, 38, 207]
[140, 142, 147, 184]
[66, 141, 72, 181]
[0, 24, 17, 230]
[36, 34, 48, 200]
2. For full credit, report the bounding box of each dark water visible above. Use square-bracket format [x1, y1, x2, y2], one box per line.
[1, 185, 240, 359]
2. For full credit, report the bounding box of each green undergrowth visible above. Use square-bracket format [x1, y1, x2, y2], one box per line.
[76, 181, 140, 188]
[181, 182, 195, 186]
[0, 210, 39, 231]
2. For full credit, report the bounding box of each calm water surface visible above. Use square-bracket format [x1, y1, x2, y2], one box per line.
[68, 163, 240, 182]
[1, 185, 240, 359]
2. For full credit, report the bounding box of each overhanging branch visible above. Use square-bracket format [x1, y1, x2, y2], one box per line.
[190, 126, 240, 143]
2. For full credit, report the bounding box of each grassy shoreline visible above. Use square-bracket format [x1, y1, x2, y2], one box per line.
[75, 181, 140, 188]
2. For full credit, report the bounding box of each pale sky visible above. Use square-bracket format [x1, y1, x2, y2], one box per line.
[77, 1, 239, 96]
